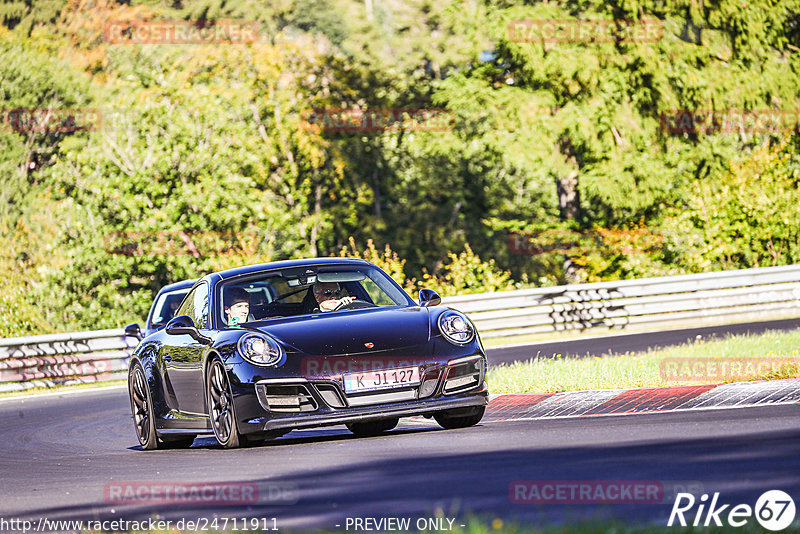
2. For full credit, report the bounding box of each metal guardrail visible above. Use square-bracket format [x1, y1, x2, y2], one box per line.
[0, 329, 137, 393]
[1, 264, 799, 392]
[443, 264, 800, 339]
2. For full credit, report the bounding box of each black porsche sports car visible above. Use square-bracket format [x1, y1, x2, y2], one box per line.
[127, 258, 488, 449]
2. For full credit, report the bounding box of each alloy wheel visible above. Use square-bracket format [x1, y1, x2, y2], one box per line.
[208, 360, 240, 447]
[128, 363, 157, 449]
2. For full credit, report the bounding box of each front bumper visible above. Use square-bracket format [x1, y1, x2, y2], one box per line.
[258, 387, 487, 431]
[232, 353, 488, 434]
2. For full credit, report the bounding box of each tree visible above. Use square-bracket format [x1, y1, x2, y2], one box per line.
[47, 40, 343, 328]
[428, 0, 800, 280]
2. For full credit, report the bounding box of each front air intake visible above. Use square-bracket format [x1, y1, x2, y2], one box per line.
[315, 383, 346, 408]
[443, 357, 485, 394]
[256, 384, 317, 412]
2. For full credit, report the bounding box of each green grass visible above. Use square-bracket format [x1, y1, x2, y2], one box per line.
[480, 315, 800, 348]
[487, 329, 800, 394]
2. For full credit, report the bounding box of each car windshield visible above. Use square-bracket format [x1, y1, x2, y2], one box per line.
[217, 264, 412, 327]
[149, 289, 190, 328]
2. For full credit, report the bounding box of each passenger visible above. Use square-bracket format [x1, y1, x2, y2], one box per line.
[224, 287, 251, 326]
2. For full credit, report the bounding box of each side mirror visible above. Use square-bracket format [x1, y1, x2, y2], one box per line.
[418, 288, 441, 307]
[124, 323, 142, 341]
[165, 315, 212, 344]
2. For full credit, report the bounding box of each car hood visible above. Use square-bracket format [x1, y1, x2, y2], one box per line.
[254, 307, 431, 355]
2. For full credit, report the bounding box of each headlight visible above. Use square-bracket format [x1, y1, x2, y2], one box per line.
[438, 310, 475, 345]
[238, 333, 285, 366]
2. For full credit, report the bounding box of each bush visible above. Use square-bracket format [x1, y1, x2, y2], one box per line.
[337, 236, 409, 288]
[661, 138, 800, 272]
[414, 244, 518, 297]
[338, 238, 518, 297]
[0, 221, 54, 337]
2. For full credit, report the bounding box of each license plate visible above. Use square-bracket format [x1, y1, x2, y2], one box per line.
[343, 366, 421, 393]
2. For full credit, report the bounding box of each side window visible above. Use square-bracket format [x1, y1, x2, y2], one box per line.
[150, 290, 190, 327]
[360, 278, 394, 305]
[193, 283, 209, 329]
[175, 286, 197, 324]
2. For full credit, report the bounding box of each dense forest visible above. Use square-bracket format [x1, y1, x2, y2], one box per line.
[1, 0, 799, 336]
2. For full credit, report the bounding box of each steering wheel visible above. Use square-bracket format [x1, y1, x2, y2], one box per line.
[333, 299, 376, 311]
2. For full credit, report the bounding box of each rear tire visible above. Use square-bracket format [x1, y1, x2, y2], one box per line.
[346, 418, 399, 437]
[207, 359, 245, 448]
[128, 362, 159, 450]
[434, 405, 485, 430]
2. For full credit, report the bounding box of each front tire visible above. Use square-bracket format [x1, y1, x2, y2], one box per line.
[207, 359, 245, 448]
[434, 405, 485, 430]
[128, 362, 158, 450]
[346, 418, 399, 437]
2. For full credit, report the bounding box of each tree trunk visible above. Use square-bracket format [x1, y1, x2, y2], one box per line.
[556, 170, 582, 283]
[373, 167, 381, 218]
[310, 183, 321, 256]
[556, 170, 581, 221]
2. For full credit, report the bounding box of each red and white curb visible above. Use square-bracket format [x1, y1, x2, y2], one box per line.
[410, 379, 800, 425]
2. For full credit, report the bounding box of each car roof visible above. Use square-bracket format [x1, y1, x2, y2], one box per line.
[157, 278, 198, 294]
[213, 257, 371, 281]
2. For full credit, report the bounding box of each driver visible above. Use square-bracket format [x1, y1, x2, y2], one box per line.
[312, 282, 356, 312]
[224, 287, 250, 326]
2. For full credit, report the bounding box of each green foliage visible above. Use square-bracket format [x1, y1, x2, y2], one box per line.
[0, 233, 52, 337]
[0, 0, 65, 34]
[0, 277, 45, 337]
[0, 31, 93, 222]
[337, 238, 516, 297]
[0, 30, 94, 334]
[337, 237, 409, 288]
[47, 41, 340, 328]
[413, 244, 517, 297]
[662, 137, 800, 271]
[1, 0, 800, 336]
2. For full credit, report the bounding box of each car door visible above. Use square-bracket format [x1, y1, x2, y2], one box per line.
[160, 281, 210, 416]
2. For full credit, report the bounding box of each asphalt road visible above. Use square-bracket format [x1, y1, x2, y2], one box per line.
[486, 318, 800, 366]
[1, 388, 798, 530]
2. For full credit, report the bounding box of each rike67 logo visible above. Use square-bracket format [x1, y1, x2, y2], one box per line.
[668, 490, 796, 531]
